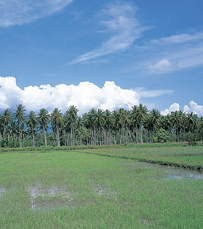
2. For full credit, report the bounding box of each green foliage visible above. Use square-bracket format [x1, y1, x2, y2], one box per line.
[185, 131, 195, 146]
[153, 128, 172, 143]
[0, 104, 203, 149]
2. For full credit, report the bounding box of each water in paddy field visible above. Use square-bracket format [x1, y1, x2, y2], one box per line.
[119, 161, 203, 180]
[0, 162, 202, 213]
[27, 184, 73, 210]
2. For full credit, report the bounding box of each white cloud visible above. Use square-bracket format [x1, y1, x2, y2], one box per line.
[139, 31, 203, 74]
[184, 101, 203, 116]
[0, 0, 73, 27]
[161, 101, 203, 116]
[70, 2, 148, 64]
[0, 76, 140, 114]
[148, 59, 173, 73]
[161, 103, 180, 116]
[135, 87, 173, 98]
[150, 32, 203, 45]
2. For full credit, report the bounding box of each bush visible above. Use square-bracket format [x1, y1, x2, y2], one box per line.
[185, 132, 195, 146]
[153, 129, 172, 143]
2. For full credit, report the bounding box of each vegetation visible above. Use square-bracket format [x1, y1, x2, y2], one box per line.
[80, 145, 203, 171]
[0, 104, 202, 148]
[0, 149, 202, 228]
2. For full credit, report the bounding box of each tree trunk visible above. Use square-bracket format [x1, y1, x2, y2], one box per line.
[70, 123, 73, 146]
[8, 133, 10, 148]
[19, 130, 22, 148]
[32, 127, 35, 147]
[43, 124, 47, 146]
[56, 123, 60, 147]
[94, 125, 96, 145]
[140, 118, 143, 144]
[136, 123, 138, 144]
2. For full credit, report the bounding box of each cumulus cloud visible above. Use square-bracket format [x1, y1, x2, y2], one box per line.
[184, 101, 203, 116]
[0, 0, 73, 27]
[161, 101, 203, 116]
[0, 76, 140, 114]
[161, 103, 180, 116]
[70, 2, 148, 64]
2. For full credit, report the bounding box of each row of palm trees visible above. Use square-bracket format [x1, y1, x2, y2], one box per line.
[0, 104, 202, 148]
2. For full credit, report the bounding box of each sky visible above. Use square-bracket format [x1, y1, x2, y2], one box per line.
[0, 0, 203, 116]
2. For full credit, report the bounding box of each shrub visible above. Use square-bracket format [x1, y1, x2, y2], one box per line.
[185, 132, 195, 146]
[153, 129, 172, 143]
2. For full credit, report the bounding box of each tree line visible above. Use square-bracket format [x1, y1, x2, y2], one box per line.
[0, 104, 203, 148]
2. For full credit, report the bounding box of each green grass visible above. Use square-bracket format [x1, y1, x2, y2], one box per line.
[81, 146, 203, 171]
[0, 149, 202, 228]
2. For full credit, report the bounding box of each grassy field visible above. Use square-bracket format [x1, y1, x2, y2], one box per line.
[0, 146, 203, 228]
[81, 145, 203, 171]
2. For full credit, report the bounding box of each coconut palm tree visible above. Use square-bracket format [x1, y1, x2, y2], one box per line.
[14, 104, 26, 148]
[122, 109, 131, 143]
[0, 114, 4, 145]
[86, 108, 97, 145]
[103, 109, 112, 145]
[150, 108, 160, 142]
[27, 111, 38, 147]
[51, 108, 63, 147]
[64, 105, 79, 146]
[137, 104, 148, 144]
[95, 109, 105, 145]
[8, 120, 18, 147]
[170, 111, 179, 142]
[143, 114, 153, 143]
[131, 105, 139, 144]
[2, 108, 12, 147]
[37, 108, 50, 147]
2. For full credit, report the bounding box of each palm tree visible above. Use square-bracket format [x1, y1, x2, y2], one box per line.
[27, 111, 38, 147]
[143, 114, 153, 143]
[137, 104, 148, 144]
[2, 109, 12, 147]
[14, 104, 26, 148]
[150, 109, 160, 142]
[95, 109, 105, 145]
[131, 105, 139, 144]
[37, 108, 50, 147]
[103, 109, 112, 145]
[64, 105, 79, 146]
[197, 117, 203, 141]
[87, 108, 97, 145]
[177, 110, 185, 142]
[51, 108, 63, 147]
[75, 117, 89, 145]
[0, 114, 4, 145]
[122, 109, 131, 143]
[170, 111, 179, 142]
[8, 121, 18, 147]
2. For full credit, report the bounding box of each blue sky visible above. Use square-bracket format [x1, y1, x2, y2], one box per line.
[0, 0, 203, 115]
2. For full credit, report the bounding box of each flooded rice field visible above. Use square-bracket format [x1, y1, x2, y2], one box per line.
[0, 150, 202, 228]
[0, 161, 202, 213]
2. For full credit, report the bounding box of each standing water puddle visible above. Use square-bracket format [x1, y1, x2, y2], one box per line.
[119, 162, 203, 180]
[27, 184, 74, 211]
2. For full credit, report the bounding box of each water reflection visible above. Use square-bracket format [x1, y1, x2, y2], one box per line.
[0, 187, 5, 196]
[27, 184, 73, 209]
[167, 173, 203, 180]
[119, 162, 203, 180]
[93, 186, 117, 199]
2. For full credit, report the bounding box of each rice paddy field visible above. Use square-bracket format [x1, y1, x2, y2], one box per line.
[0, 145, 203, 228]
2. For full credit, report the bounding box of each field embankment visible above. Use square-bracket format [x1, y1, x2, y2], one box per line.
[79, 144, 203, 171]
